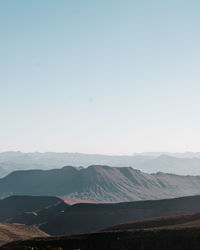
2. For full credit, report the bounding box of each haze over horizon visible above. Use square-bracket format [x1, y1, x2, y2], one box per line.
[1, 150, 200, 156]
[1, 0, 200, 154]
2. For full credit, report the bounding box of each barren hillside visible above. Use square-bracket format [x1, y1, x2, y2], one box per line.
[0, 222, 48, 246]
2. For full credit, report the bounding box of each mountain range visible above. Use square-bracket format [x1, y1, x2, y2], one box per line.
[1, 151, 200, 177]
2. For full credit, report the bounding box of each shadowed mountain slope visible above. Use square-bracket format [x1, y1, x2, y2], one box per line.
[0, 195, 65, 221]
[1, 165, 200, 202]
[6, 200, 68, 226]
[39, 195, 200, 235]
[5, 195, 200, 236]
[104, 212, 200, 231]
[4, 196, 200, 249]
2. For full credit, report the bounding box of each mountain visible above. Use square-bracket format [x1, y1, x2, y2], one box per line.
[7, 195, 200, 236]
[1, 165, 200, 202]
[137, 152, 200, 158]
[0, 195, 110, 227]
[1, 151, 200, 178]
[0, 222, 48, 246]
[0, 151, 152, 177]
[0, 195, 109, 228]
[6, 200, 68, 226]
[0, 167, 7, 179]
[137, 154, 200, 175]
[39, 195, 200, 235]
[0, 195, 65, 221]
[3, 195, 200, 249]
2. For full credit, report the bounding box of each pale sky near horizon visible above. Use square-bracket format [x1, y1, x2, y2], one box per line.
[0, 0, 200, 154]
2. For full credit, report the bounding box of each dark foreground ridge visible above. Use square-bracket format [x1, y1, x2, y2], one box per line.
[3, 228, 200, 250]
[4, 195, 200, 235]
[4, 210, 200, 249]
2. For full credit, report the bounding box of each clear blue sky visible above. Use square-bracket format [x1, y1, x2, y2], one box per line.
[0, 0, 200, 154]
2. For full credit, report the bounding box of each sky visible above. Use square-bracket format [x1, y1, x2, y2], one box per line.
[0, 0, 200, 155]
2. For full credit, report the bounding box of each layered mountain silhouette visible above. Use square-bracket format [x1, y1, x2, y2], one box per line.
[138, 154, 200, 175]
[1, 151, 200, 177]
[5, 195, 200, 236]
[1, 165, 200, 202]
